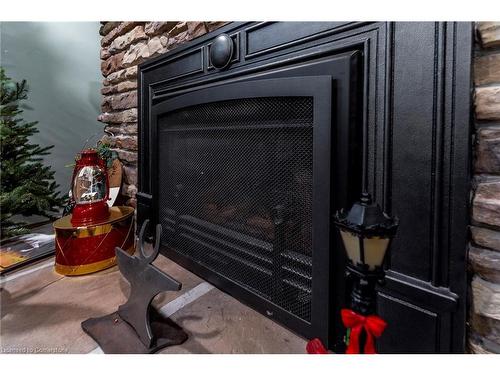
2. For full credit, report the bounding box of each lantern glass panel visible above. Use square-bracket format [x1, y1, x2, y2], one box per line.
[73, 165, 107, 204]
[340, 230, 361, 265]
[363, 236, 390, 270]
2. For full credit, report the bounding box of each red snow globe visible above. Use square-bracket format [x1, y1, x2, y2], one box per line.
[70, 149, 110, 226]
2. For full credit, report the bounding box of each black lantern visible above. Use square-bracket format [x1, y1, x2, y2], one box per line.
[334, 192, 398, 315]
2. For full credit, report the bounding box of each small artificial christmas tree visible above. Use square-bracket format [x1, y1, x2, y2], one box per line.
[0, 67, 64, 239]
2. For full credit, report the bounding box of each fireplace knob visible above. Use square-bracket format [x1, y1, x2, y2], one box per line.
[210, 34, 233, 70]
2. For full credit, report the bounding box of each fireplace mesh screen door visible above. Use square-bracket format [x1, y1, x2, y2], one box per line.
[158, 96, 314, 322]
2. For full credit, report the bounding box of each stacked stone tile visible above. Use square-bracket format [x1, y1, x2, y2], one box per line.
[98, 21, 226, 207]
[470, 22, 500, 354]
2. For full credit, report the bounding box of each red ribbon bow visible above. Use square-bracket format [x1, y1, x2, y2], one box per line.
[341, 309, 387, 354]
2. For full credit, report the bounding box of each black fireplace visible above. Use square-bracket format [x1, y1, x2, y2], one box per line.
[151, 58, 361, 344]
[137, 22, 473, 353]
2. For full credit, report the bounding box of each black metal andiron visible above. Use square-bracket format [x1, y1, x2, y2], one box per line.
[81, 220, 188, 353]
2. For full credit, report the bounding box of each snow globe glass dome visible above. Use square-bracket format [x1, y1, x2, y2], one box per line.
[70, 149, 110, 225]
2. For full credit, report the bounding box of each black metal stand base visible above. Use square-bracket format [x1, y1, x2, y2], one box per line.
[81, 307, 188, 354]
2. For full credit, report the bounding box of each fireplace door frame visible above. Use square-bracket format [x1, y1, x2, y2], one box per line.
[151, 76, 337, 342]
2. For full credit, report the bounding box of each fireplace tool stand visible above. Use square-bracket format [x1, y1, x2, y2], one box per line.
[81, 220, 188, 354]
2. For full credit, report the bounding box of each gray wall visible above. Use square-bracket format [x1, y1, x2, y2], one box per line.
[0, 22, 102, 196]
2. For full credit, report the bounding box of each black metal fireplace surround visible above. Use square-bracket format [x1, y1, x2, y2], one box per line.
[137, 22, 473, 353]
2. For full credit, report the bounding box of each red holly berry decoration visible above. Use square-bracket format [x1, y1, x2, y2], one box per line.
[306, 338, 328, 354]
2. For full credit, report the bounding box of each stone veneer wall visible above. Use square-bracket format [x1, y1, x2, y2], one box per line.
[97, 21, 226, 207]
[469, 22, 500, 354]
